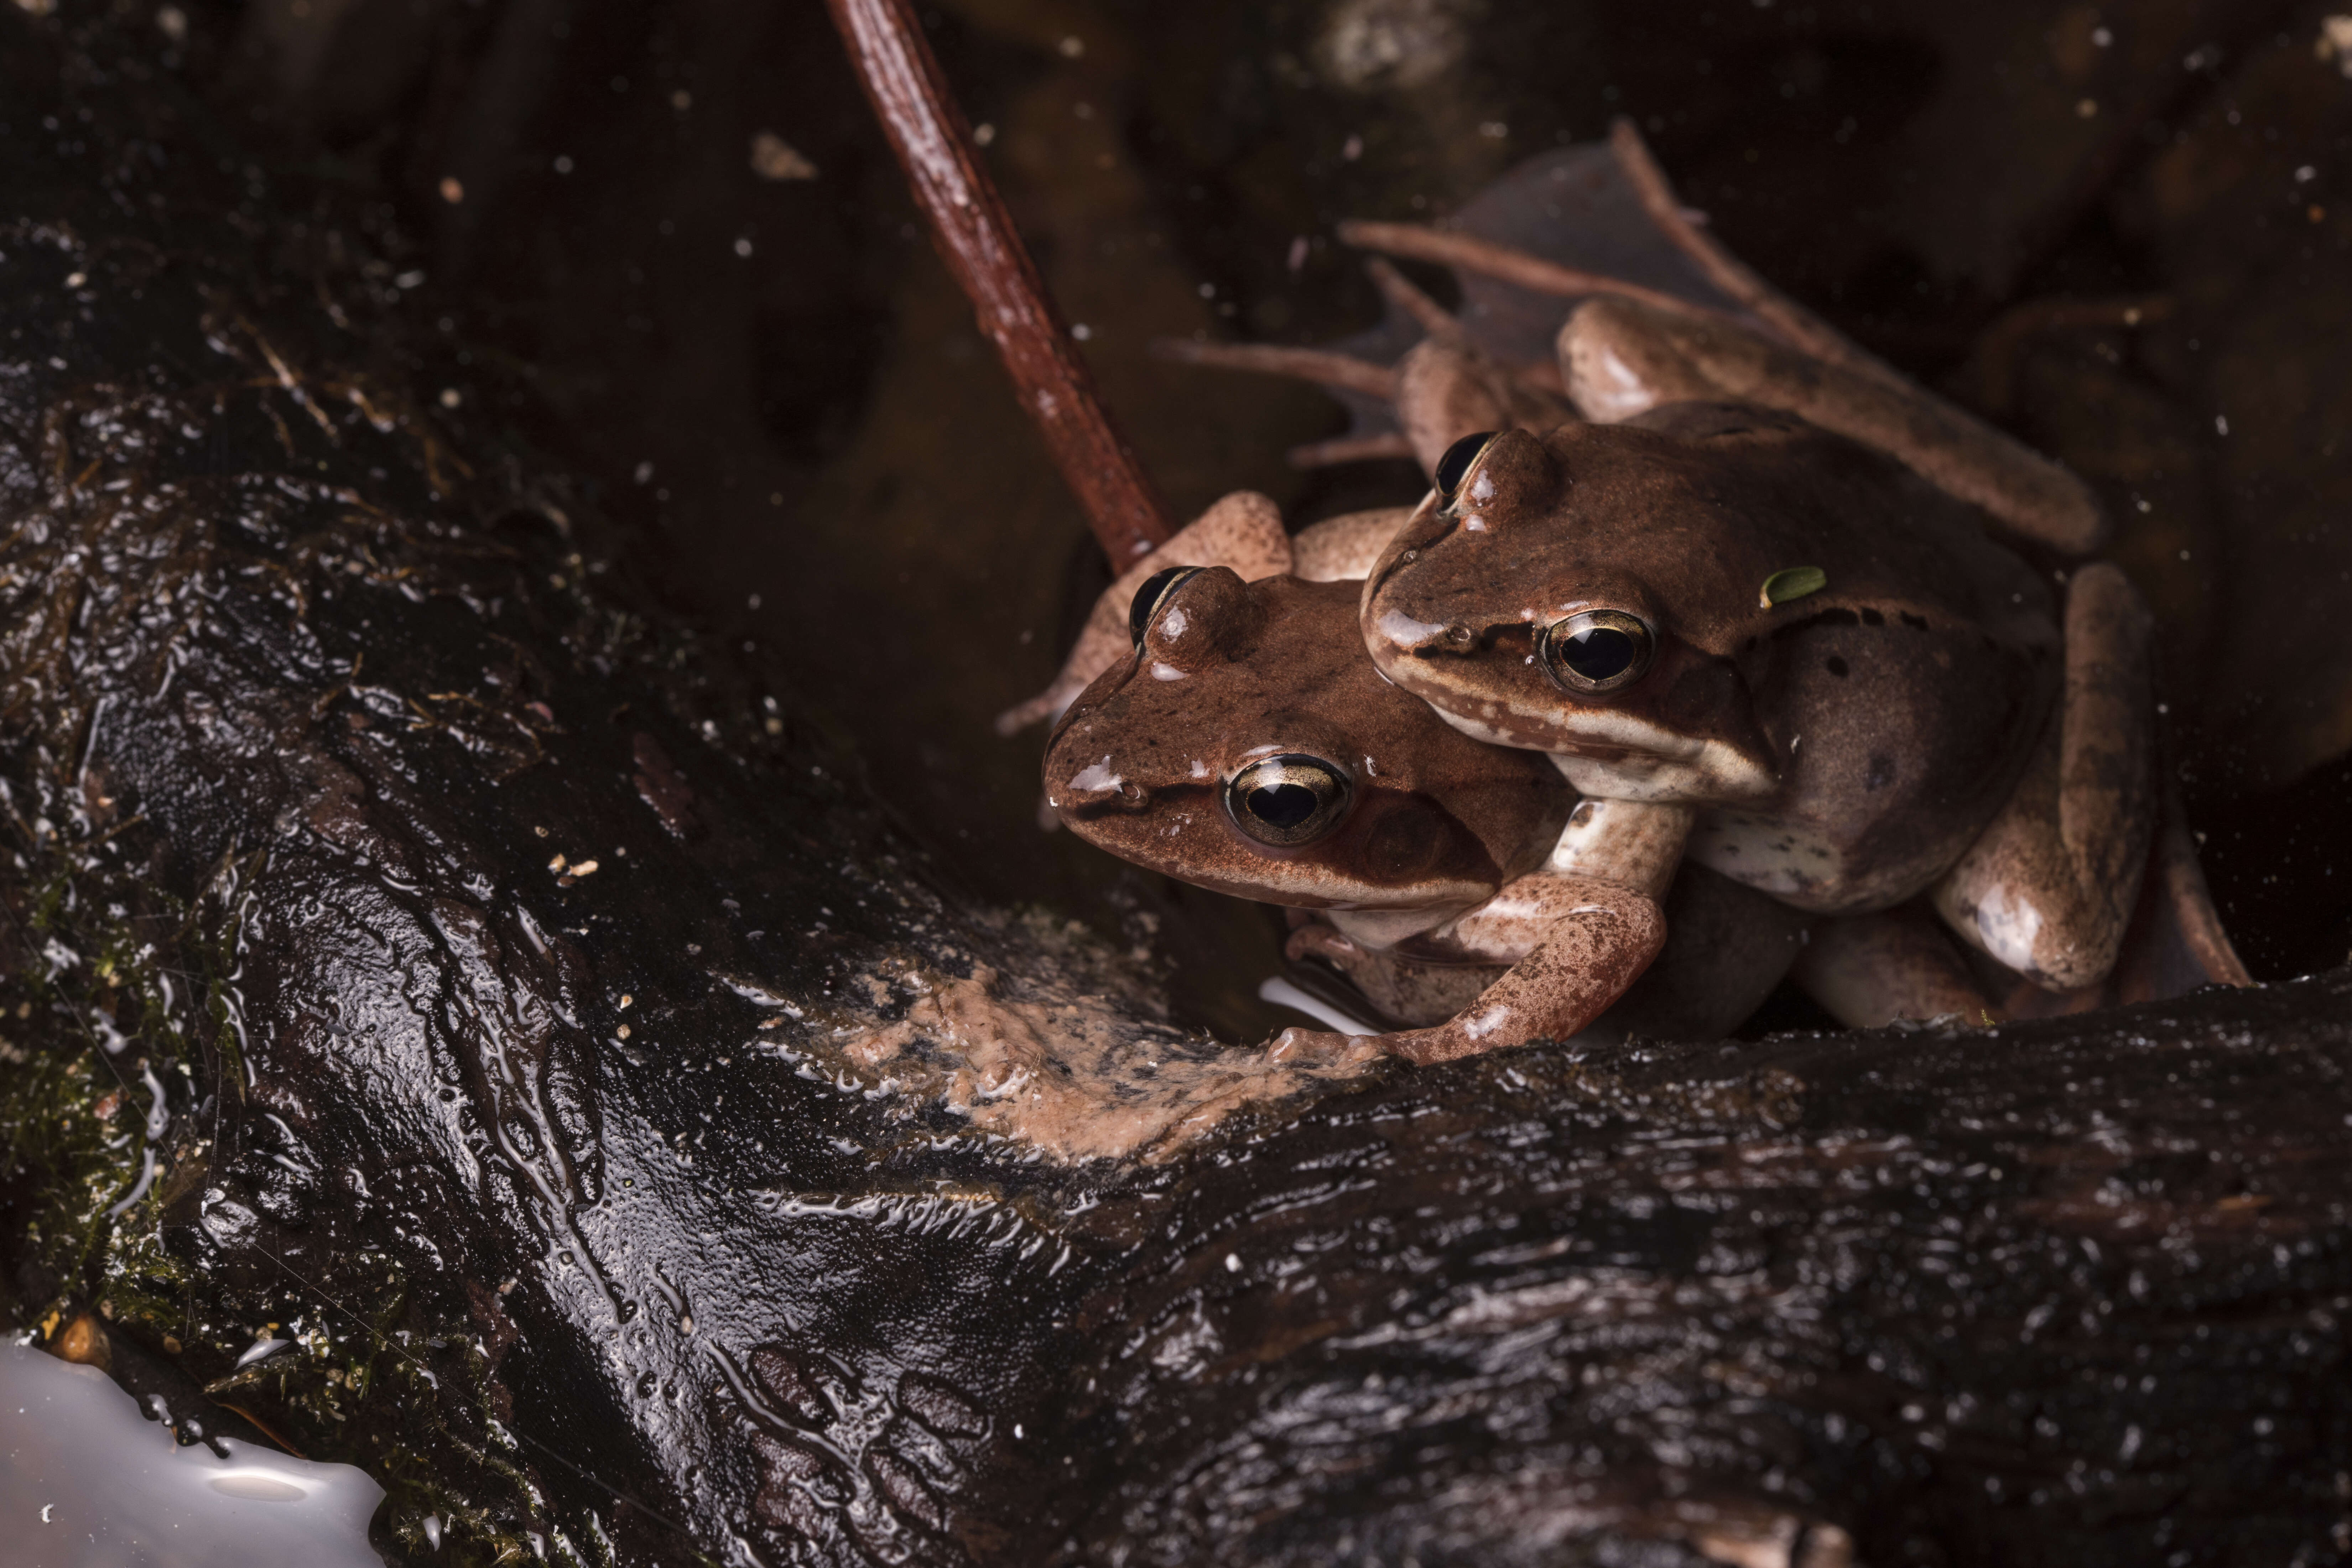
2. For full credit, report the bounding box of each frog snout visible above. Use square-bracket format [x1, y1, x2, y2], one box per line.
[1054, 754, 1147, 811]
[1365, 605, 1455, 656]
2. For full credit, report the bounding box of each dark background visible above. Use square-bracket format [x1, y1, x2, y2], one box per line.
[163, 0, 2352, 1016]
[8, 10, 2352, 1562]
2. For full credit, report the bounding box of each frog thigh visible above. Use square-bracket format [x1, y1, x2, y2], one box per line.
[1792, 899, 2002, 1029]
[1945, 771, 2253, 1016]
[995, 489, 1292, 734]
[1290, 506, 1415, 583]
[1589, 864, 1814, 1043]
[1557, 297, 2107, 556]
[1394, 338, 1521, 475]
[1931, 564, 2156, 990]
[1554, 297, 1721, 421]
[1380, 873, 1669, 1064]
[1394, 338, 1577, 476]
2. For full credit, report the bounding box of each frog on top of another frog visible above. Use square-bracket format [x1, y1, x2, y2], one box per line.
[1042, 548, 1844, 1062]
[1329, 132, 2241, 1016]
[1359, 361, 2168, 1009]
[1014, 130, 2246, 1057]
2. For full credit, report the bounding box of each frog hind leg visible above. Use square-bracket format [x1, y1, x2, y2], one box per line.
[1555, 296, 2108, 558]
[1793, 900, 2005, 1028]
[1931, 562, 2157, 991]
[1321, 873, 1668, 1065]
[1814, 773, 2250, 1025]
[994, 488, 1291, 735]
[1394, 337, 1578, 476]
[2106, 772, 2254, 1001]
[1289, 506, 1416, 583]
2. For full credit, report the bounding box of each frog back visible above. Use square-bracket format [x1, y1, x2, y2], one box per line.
[1361, 404, 2067, 912]
[1625, 404, 2066, 909]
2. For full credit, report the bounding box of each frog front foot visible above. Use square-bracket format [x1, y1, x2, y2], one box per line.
[1266, 1027, 1384, 1067]
[1284, 922, 1507, 1027]
[1275, 877, 1670, 1067]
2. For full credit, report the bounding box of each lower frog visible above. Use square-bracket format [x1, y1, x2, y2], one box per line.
[1045, 562, 1862, 1062]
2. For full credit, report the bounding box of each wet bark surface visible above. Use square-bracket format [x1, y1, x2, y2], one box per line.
[4, 4, 2352, 1567]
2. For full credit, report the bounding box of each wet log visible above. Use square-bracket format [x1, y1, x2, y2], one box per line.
[3, 9, 2351, 1568]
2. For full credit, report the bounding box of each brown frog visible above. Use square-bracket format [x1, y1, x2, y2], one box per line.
[1025, 486, 2235, 1059]
[1010, 127, 2243, 1057]
[1040, 559, 1849, 1061]
[1358, 401, 2168, 1008]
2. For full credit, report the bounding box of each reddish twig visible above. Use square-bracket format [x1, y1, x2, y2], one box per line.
[823, 0, 1171, 562]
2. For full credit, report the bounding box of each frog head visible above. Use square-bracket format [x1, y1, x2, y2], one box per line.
[1044, 568, 1571, 917]
[1362, 415, 1808, 804]
[1358, 405, 2054, 814]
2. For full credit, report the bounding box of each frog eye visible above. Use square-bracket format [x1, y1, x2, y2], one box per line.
[1538, 610, 1654, 694]
[1433, 431, 1499, 503]
[1129, 566, 1204, 648]
[1225, 754, 1352, 847]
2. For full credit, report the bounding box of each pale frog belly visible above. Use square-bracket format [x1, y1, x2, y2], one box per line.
[1687, 808, 1965, 915]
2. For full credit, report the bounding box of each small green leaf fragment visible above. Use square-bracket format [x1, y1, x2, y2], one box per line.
[1760, 566, 1827, 609]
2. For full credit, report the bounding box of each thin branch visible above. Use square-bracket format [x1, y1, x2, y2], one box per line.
[1287, 433, 1416, 469]
[1150, 338, 1400, 400]
[823, 0, 1171, 562]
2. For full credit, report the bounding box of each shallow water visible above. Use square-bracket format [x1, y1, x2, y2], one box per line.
[0, 1342, 383, 1568]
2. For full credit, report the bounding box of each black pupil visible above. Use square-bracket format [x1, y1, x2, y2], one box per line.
[1129, 567, 1195, 646]
[1560, 627, 1636, 681]
[1247, 783, 1320, 828]
[1433, 431, 1497, 498]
